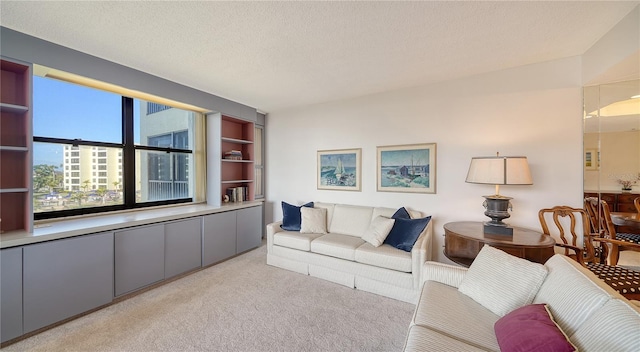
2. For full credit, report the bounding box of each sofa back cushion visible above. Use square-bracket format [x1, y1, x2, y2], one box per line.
[569, 299, 640, 352]
[314, 202, 335, 230]
[533, 254, 614, 337]
[371, 207, 422, 220]
[329, 204, 374, 237]
[458, 245, 548, 317]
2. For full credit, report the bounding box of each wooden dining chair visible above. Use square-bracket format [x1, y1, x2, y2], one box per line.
[539, 205, 640, 300]
[635, 197, 640, 214]
[599, 200, 640, 266]
[584, 197, 607, 262]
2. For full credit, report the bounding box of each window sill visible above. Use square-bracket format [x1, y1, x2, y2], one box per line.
[0, 200, 263, 249]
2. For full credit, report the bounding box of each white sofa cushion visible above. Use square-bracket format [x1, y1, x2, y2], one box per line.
[362, 216, 395, 247]
[570, 298, 640, 352]
[328, 204, 374, 237]
[458, 245, 548, 317]
[533, 254, 615, 336]
[403, 325, 487, 352]
[413, 280, 500, 351]
[273, 231, 324, 252]
[355, 243, 412, 272]
[300, 207, 327, 234]
[310, 234, 366, 261]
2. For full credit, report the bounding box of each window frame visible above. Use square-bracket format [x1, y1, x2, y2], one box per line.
[34, 94, 194, 220]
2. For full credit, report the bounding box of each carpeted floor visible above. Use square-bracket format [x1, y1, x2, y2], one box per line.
[2, 244, 414, 352]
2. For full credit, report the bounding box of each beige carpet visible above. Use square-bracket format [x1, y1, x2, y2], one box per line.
[3, 244, 414, 352]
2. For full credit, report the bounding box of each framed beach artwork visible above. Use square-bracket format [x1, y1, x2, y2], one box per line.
[317, 148, 362, 191]
[377, 143, 436, 194]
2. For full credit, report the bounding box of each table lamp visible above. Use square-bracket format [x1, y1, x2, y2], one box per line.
[465, 153, 533, 235]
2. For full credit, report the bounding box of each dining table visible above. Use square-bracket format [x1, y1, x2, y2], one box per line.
[611, 212, 640, 234]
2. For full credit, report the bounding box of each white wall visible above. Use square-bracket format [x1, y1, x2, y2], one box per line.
[266, 56, 583, 263]
[582, 6, 639, 85]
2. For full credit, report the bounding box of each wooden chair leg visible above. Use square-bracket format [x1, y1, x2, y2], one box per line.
[609, 244, 620, 266]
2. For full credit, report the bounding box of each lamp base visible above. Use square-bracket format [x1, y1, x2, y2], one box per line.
[483, 223, 514, 236]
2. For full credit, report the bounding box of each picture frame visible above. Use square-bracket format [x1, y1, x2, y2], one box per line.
[317, 148, 362, 191]
[584, 149, 599, 171]
[377, 143, 436, 193]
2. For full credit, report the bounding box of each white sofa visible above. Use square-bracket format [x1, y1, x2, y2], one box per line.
[266, 202, 433, 303]
[404, 247, 640, 352]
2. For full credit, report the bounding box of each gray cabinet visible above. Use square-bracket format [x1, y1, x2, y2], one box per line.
[165, 218, 202, 278]
[115, 224, 165, 296]
[1, 247, 23, 343]
[23, 232, 113, 333]
[237, 206, 262, 253]
[202, 211, 237, 266]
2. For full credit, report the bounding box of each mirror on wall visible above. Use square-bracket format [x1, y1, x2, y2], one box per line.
[584, 79, 640, 200]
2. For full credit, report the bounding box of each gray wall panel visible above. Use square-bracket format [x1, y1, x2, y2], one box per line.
[1, 247, 23, 343]
[114, 224, 165, 296]
[236, 205, 263, 253]
[23, 232, 113, 333]
[202, 211, 237, 266]
[165, 218, 202, 278]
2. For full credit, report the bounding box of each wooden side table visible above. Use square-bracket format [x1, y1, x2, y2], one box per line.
[444, 221, 555, 267]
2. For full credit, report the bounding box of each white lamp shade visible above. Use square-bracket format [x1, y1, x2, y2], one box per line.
[465, 156, 533, 185]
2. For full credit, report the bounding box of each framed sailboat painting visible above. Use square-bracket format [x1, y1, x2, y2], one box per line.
[377, 143, 436, 194]
[317, 148, 362, 191]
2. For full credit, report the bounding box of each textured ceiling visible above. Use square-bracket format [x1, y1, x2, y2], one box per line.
[0, 1, 638, 113]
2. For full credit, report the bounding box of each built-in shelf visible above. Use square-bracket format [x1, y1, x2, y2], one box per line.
[221, 180, 253, 184]
[222, 159, 253, 163]
[0, 103, 29, 113]
[221, 137, 253, 144]
[0, 188, 29, 193]
[1, 57, 32, 233]
[0, 146, 29, 152]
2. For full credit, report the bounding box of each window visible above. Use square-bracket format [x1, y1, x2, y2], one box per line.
[134, 101, 194, 202]
[33, 72, 196, 219]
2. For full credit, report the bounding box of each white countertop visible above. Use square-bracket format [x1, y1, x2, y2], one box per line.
[0, 201, 263, 249]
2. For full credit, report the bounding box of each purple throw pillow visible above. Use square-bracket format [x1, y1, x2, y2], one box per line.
[494, 304, 576, 352]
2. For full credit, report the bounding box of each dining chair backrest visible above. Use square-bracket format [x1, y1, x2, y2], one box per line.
[539, 205, 595, 264]
[584, 197, 600, 236]
[598, 200, 619, 241]
[634, 197, 640, 214]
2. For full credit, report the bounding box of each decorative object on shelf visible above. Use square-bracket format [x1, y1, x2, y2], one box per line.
[584, 149, 599, 171]
[224, 150, 243, 160]
[613, 173, 640, 192]
[376, 143, 436, 194]
[317, 148, 361, 191]
[465, 153, 533, 236]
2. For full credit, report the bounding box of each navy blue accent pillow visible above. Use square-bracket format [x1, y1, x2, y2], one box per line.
[281, 201, 314, 231]
[384, 216, 431, 252]
[392, 207, 411, 220]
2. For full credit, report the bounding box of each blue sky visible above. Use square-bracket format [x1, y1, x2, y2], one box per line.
[33, 76, 140, 166]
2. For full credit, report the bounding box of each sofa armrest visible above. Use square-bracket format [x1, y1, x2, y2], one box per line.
[411, 220, 433, 289]
[422, 261, 468, 288]
[266, 221, 284, 252]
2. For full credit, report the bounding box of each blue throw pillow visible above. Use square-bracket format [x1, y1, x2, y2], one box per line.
[281, 201, 314, 231]
[384, 216, 431, 252]
[392, 207, 411, 220]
